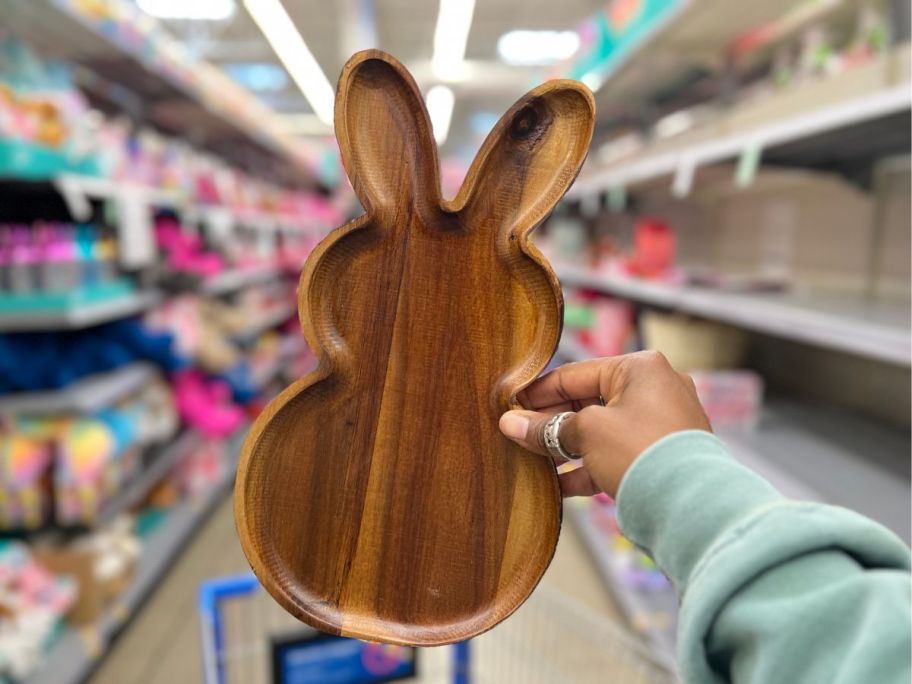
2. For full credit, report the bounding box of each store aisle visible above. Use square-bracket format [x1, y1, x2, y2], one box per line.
[89, 494, 622, 684]
[89, 496, 248, 684]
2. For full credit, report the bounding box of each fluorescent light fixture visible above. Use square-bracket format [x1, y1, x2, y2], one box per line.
[432, 0, 476, 80]
[426, 85, 455, 145]
[497, 30, 580, 66]
[137, 0, 236, 20]
[243, 0, 335, 125]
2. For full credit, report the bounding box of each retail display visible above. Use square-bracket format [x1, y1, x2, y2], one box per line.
[0, 1, 908, 681]
[0, 17, 341, 681]
[235, 50, 595, 646]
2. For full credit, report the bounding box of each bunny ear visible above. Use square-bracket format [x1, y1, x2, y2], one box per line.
[455, 81, 594, 237]
[335, 50, 441, 215]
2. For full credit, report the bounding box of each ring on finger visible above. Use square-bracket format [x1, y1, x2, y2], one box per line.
[542, 412, 582, 462]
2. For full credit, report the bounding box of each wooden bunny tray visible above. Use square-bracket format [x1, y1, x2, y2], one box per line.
[235, 50, 594, 646]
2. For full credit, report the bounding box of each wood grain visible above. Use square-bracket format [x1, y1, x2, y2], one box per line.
[234, 49, 594, 646]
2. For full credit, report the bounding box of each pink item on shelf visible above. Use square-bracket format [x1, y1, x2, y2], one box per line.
[625, 217, 676, 280]
[173, 438, 226, 495]
[579, 298, 634, 357]
[173, 370, 245, 439]
[691, 370, 764, 431]
[154, 217, 225, 278]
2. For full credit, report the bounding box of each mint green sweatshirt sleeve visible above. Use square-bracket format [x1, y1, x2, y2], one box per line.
[615, 430, 912, 684]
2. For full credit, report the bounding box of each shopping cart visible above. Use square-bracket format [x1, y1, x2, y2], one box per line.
[199, 574, 675, 684]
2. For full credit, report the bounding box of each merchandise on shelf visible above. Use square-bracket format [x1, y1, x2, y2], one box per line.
[172, 370, 244, 439]
[641, 311, 749, 371]
[33, 516, 140, 625]
[691, 370, 764, 431]
[154, 215, 224, 281]
[0, 378, 178, 528]
[586, 495, 675, 631]
[0, 221, 118, 295]
[0, 541, 77, 681]
[626, 217, 675, 280]
[0, 320, 183, 394]
[0, 430, 53, 530]
[171, 437, 227, 496]
[0, 37, 100, 178]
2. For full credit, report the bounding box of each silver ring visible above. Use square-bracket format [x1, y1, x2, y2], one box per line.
[542, 412, 581, 462]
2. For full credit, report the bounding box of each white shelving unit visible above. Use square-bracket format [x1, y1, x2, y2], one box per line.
[569, 84, 912, 197]
[235, 303, 297, 342]
[200, 267, 281, 297]
[97, 430, 202, 523]
[566, 501, 678, 667]
[0, 290, 163, 333]
[3, 0, 313, 177]
[556, 265, 911, 367]
[555, 339, 911, 541]
[55, 174, 318, 234]
[721, 401, 911, 542]
[0, 363, 157, 416]
[25, 426, 247, 684]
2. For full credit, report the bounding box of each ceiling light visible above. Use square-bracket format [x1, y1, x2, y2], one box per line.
[426, 85, 455, 145]
[497, 30, 580, 66]
[243, 0, 335, 125]
[137, 0, 236, 20]
[432, 0, 476, 80]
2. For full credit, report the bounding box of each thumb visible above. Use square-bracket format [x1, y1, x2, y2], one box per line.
[499, 410, 586, 463]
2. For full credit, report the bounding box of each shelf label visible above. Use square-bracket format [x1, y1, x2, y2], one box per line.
[672, 155, 696, 198]
[116, 187, 157, 268]
[608, 185, 627, 212]
[736, 140, 764, 188]
[56, 177, 93, 222]
[202, 207, 235, 246]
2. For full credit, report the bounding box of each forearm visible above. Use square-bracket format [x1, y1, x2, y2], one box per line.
[615, 431, 912, 683]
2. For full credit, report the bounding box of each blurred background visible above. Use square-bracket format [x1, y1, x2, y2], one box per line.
[0, 0, 908, 682]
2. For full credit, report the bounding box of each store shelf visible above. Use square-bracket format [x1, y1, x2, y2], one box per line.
[568, 397, 910, 670]
[566, 500, 678, 666]
[97, 430, 202, 524]
[200, 267, 281, 297]
[235, 303, 297, 341]
[555, 265, 911, 366]
[582, 0, 823, 107]
[0, 363, 157, 416]
[2, 0, 313, 182]
[721, 400, 911, 542]
[0, 290, 163, 333]
[52, 174, 319, 234]
[558, 328, 912, 542]
[26, 426, 248, 684]
[570, 85, 912, 196]
[555, 341, 911, 541]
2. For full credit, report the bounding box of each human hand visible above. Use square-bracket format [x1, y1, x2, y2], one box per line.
[499, 351, 711, 498]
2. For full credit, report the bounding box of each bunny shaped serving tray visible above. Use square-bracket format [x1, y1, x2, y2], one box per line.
[235, 50, 594, 646]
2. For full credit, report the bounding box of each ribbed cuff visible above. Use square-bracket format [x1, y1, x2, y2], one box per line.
[615, 430, 782, 592]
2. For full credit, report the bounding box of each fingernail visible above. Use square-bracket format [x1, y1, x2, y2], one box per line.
[499, 412, 530, 441]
